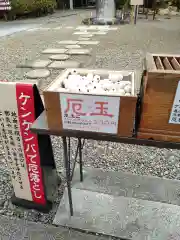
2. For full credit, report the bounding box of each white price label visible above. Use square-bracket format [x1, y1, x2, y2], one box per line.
[169, 81, 180, 124]
[60, 93, 120, 134]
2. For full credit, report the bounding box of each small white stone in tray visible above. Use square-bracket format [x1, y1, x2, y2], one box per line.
[91, 89, 104, 94]
[93, 75, 101, 82]
[58, 88, 69, 92]
[100, 79, 110, 84]
[117, 89, 125, 96]
[70, 74, 81, 79]
[80, 79, 90, 88]
[109, 73, 123, 82]
[86, 73, 93, 82]
[118, 81, 129, 89]
[124, 85, 131, 93]
[61, 72, 132, 96]
[62, 78, 68, 87]
[102, 83, 113, 91]
[70, 69, 78, 75]
[86, 85, 94, 92]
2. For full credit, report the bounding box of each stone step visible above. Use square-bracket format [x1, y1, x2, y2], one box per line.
[53, 187, 180, 240]
[72, 166, 180, 206]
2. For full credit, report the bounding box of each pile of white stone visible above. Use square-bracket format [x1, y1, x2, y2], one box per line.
[60, 70, 132, 96]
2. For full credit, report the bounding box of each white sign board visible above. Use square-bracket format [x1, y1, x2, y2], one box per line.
[60, 93, 120, 134]
[0, 82, 46, 204]
[130, 0, 143, 5]
[169, 81, 180, 124]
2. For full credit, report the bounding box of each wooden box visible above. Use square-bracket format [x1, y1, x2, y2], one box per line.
[43, 68, 140, 137]
[138, 53, 180, 142]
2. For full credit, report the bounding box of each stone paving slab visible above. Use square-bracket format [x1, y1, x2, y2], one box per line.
[53, 188, 180, 240]
[87, 26, 117, 31]
[81, 34, 94, 38]
[73, 32, 94, 37]
[72, 166, 180, 206]
[31, 60, 52, 68]
[76, 26, 110, 30]
[42, 48, 68, 54]
[78, 37, 91, 41]
[48, 61, 81, 69]
[54, 26, 62, 30]
[49, 54, 70, 61]
[67, 49, 91, 55]
[0, 215, 110, 240]
[58, 40, 79, 45]
[65, 45, 81, 49]
[78, 41, 99, 45]
[16, 60, 51, 69]
[25, 69, 50, 79]
[90, 32, 108, 35]
[66, 26, 74, 29]
[27, 28, 51, 32]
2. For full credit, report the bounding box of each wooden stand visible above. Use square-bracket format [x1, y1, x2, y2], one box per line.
[31, 110, 180, 216]
[138, 53, 180, 142]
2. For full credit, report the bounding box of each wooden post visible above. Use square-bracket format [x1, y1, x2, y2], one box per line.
[130, 0, 142, 24]
[134, 5, 138, 24]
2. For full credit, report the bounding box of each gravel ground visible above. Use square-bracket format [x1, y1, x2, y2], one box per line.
[0, 10, 180, 225]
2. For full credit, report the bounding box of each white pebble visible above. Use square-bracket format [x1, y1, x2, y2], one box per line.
[102, 83, 113, 91]
[68, 74, 81, 81]
[124, 85, 131, 94]
[86, 73, 93, 81]
[68, 84, 79, 92]
[62, 78, 68, 87]
[93, 75, 101, 82]
[117, 89, 125, 96]
[109, 73, 123, 82]
[70, 69, 78, 75]
[118, 81, 131, 89]
[100, 79, 110, 85]
[86, 85, 94, 93]
[91, 88, 103, 94]
[57, 88, 69, 92]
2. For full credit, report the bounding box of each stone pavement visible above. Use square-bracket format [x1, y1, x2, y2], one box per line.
[0, 215, 111, 240]
[53, 167, 180, 240]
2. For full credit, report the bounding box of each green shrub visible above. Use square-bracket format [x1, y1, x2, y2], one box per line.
[115, 0, 129, 9]
[10, 0, 57, 15]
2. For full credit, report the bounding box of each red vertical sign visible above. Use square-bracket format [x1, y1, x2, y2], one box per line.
[16, 83, 46, 205]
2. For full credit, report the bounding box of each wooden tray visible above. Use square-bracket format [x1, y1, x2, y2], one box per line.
[138, 53, 180, 142]
[43, 68, 140, 137]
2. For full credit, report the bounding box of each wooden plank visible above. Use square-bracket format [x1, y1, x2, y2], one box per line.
[154, 56, 164, 70]
[117, 96, 137, 137]
[162, 57, 173, 70]
[145, 53, 157, 71]
[139, 72, 180, 134]
[137, 131, 180, 143]
[177, 57, 180, 65]
[170, 57, 180, 70]
[43, 91, 62, 131]
[139, 127, 180, 136]
[153, 53, 180, 58]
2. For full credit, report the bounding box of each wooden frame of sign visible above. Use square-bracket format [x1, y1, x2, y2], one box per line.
[137, 53, 180, 143]
[43, 68, 140, 137]
[0, 82, 59, 212]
